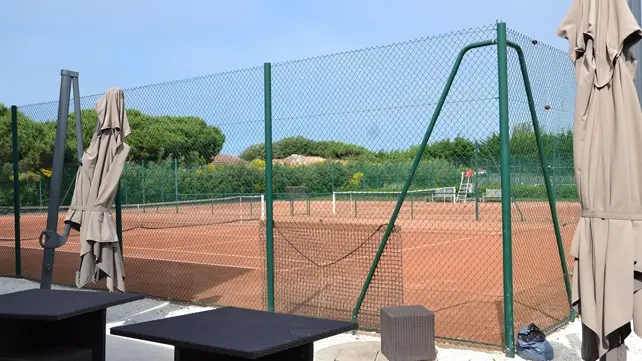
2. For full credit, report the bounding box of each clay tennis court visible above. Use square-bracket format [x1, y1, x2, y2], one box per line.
[0, 197, 579, 348]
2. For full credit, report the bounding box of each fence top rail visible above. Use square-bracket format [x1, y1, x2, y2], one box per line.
[272, 25, 498, 67]
[13, 25, 570, 111]
[15, 65, 265, 110]
[332, 187, 456, 195]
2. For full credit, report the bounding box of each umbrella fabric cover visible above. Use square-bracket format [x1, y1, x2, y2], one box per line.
[558, 0, 642, 359]
[65, 87, 131, 293]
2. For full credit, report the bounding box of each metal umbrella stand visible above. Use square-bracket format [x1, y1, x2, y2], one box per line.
[39, 70, 85, 290]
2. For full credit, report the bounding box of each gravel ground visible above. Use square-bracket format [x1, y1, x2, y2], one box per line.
[3, 277, 642, 360]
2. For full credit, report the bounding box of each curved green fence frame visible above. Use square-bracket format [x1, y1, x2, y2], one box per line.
[349, 22, 574, 357]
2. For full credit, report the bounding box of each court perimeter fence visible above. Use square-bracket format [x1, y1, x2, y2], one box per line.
[0, 23, 579, 356]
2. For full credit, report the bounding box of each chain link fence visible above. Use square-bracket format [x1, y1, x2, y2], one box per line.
[6, 68, 267, 310]
[0, 160, 16, 277]
[1, 23, 578, 353]
[506, 29, 578, 348]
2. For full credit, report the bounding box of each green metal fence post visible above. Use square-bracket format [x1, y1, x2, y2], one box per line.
[116, 184, 123, 252]
[431, 163, 435, 188]
[174, 158, 179, 213]
[354, 197, 358, 218]
[289, 197, 294, 217]
[410, 195, 415, 220]
[142, 160, 146, 204]
[497, 22, 515, 357]
[11, 105, 21, 277]
[307, 197, 311, 216]
[475, 141, 480, 221]
[39, 175, 43, 209]
[264, 62, 275, 312]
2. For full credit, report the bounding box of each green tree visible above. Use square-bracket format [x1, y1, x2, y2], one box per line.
[239, 143, 265, 161]
[406, 136, 475, 166]
[314, 140, 373, 160]
[0, 107, 226, 170]
[115, 109, 225, 165]
[273, 136, 318, 159]
[0, 104, 56, 173]
[239, 136, 374, 161]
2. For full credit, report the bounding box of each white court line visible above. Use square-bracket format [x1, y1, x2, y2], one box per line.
[8, 241, 309, 267]
[13, 243, 267, 262]
[274, 232, 503, 271]
[127, 248, 308, 266]
[402, 231, 502, 252]
[120, 253, 263, 270]
[140, 226, 260, 238]
[57, 238, 279, 262]
[161, 238, 255, 251]
[5, 230, 504, 271]
[12, 245, 264, 270]
[273, 247, 404, 273]
[121, 246, 267, 260]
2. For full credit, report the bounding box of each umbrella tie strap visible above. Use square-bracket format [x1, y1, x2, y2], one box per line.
[69, 205, 111, 213]
[582, 210, 642, 221]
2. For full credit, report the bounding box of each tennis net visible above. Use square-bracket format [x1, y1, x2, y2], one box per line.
[331, 187, 457, 216]
[0, 194, 265, 233]
[260, 219, 404, 329]
[123, 195, 266, 230]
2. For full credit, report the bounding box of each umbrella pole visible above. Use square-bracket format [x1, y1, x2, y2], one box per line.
[11, 106, 21, 277]
[40, 70, 81, 290]
[628, 0, 642, 102]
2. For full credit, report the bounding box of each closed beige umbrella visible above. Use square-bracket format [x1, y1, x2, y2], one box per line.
[558, 0, 642, 359]
[65, 87, 131, 293]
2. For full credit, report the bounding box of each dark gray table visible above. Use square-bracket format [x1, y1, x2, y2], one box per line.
[0, 288, 144, 361]
[110, 306, 358, 361]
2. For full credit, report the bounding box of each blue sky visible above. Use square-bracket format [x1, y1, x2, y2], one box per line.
[1, 0, 578, 156]
[2, 0, 573, 106]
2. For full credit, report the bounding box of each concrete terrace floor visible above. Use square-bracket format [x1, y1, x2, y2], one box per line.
[2, 277, 640, 361]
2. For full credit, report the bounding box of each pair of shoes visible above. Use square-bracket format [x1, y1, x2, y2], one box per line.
[516, 323, 554, 361]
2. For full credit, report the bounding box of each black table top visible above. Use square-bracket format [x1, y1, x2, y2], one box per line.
[110, 307, 357, 359]
[0, 289, 144, 321]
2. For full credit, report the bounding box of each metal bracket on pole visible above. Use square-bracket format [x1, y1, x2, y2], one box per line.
[40, 69, 84, 290]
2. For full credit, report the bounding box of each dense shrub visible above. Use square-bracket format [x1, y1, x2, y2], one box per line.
[1, 104, 577, 207]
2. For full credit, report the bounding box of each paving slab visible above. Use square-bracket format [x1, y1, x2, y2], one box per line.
[315, 341, 389, 361]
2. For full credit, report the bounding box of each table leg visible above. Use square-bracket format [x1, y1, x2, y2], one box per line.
[59, 309, 107, 361]
[0, 309, 106, 361]
[174, 343, 314, 361]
